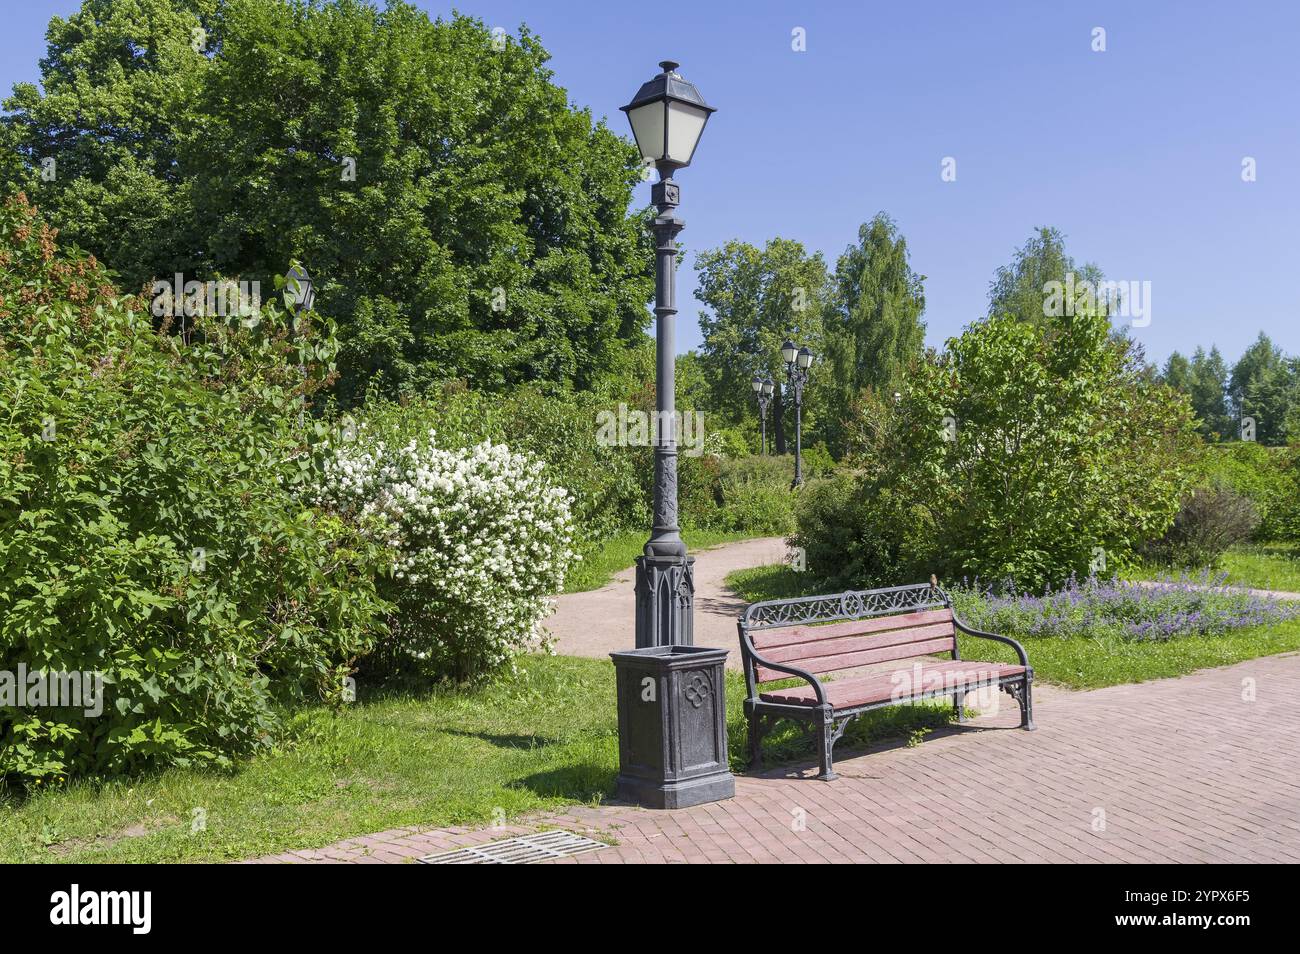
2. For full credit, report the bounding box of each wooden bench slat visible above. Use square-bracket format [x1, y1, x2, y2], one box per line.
[759, 659, 1026, 708]
[750, 608, 954, 650]
[755, 636, 957, 683]
[758, 621, 956, 666]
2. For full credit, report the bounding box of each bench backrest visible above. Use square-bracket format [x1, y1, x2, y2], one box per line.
[739, 584, 954, 684]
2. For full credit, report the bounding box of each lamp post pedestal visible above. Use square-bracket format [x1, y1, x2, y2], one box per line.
[610, 645, 734, 809]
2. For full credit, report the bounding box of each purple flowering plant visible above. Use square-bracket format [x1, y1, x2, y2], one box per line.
[950, 571, 1300, 642]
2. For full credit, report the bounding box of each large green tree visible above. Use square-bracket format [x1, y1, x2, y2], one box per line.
[693, 238, 828, 453]
[1163, 346, 1233, 439]
[1230, 333, 1295, 446]
[988, 226, 1106, 324]
[822, 213, 926, 456]
[1, 0, 653, 404]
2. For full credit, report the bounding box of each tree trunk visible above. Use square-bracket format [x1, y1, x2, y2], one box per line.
[773, 383, 788, 455]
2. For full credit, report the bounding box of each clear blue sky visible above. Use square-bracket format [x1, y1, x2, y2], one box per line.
[4, 0, 1298, 365]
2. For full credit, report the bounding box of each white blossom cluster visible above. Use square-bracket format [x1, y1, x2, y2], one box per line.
[315, 427, 577, 674]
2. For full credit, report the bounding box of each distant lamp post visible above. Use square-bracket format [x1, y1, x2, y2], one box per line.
[752, 376, 773, 453]
[783, 341, 814, 488]
[610, 61, 733, 811]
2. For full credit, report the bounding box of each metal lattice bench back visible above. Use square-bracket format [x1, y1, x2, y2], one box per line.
[740, 582, 947, 631]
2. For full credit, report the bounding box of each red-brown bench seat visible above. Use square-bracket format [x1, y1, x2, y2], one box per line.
[760, 659, 1026, 709]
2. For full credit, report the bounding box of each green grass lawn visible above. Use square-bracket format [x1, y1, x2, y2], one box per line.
[1126, 542, 1300, 593]
[562, 529, 758, 593]
[0, 652, 952, 863]
[726, 564, 1300, 690]
[1202, 543, 1300, 592]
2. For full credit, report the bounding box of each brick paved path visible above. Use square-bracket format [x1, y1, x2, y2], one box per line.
[247, 652, 1300, 864]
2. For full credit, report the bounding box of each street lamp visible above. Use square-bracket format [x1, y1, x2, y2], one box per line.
[783, 341, 814, 488]
[753, 375, 773, 454]
[284, 266, 315, 427]
[284, 265, 315, 317]
[620, 61, 715, 649]
[609, 61, 733, 811]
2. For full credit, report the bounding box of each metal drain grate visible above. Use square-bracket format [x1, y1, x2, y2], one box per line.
[418, 830, 608, 865]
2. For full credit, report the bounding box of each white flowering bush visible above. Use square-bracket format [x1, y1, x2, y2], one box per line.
[316, 428, 577, 680]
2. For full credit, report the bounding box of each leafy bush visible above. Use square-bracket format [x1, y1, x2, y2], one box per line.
[792, 473, 918, 588]
[712, 455, 797, 535]
[1142, 487, 1259, 568]
[0, 193, 388, 784]
[1193, 442, 1299, 541]
[951, 574, 1299, 642]
[799, 311, 1200, 590]
[315, 412, 576, 681]
[678, 453, 797, 535]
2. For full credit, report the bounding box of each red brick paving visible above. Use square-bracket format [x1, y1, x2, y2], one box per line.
[246, 652, 1300, 864]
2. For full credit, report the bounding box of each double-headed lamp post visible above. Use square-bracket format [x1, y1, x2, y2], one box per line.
[752, 376, 774, 453]
[781, 340, 814, 488]
[621, 61, 716, 649]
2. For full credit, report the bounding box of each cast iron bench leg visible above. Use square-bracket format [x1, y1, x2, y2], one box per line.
[817, 705, 838, 781]
[748, 712, 768, 768]
[1020, 672, 1036, 731]
[954, 690, 965, 723]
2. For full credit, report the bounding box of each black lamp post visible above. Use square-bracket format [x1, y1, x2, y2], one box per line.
[782, 340, 814, 488]
[752, 376, 773, 454]
[620, 60, 715, 649]
[610, 61, 732, 811]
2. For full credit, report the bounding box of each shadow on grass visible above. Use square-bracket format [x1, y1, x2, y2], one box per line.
[441, 729, 562, 749]
[513, 764, 617, 801]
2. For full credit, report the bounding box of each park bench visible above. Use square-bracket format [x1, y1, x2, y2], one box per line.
[738, 581, 1034, 780]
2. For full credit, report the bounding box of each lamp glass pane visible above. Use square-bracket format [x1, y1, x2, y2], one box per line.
[797, 350, 812, 369]
[665, 100, 708, 164]
[627, 101, 666, 162]
[781, 344, 797, 364]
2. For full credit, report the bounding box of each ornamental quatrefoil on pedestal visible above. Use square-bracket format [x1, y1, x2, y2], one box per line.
[684, 672, 711, 708]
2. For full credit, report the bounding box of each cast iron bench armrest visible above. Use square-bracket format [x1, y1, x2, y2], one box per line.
[952, 616, 1030, 669]
[740, 636, 828, 707]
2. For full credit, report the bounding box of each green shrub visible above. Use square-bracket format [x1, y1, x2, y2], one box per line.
[797, 311, 1200, 591]
[677, 453, 797, 535]
[792, 473, 931, 587]
[1193, 443, 1297, 541]
[712, 455, 797, 534]
[0, 193, 388, 784]
[1141, 487, 1260, 568]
